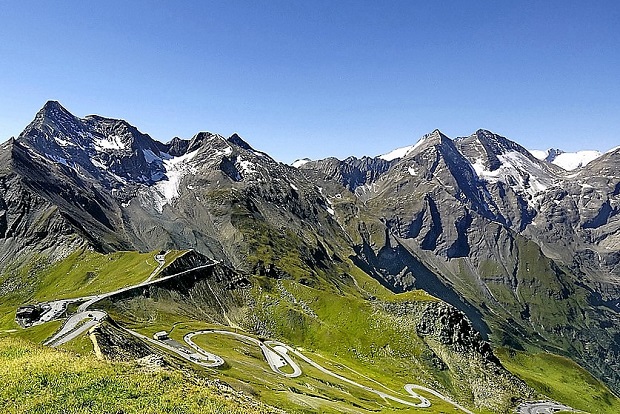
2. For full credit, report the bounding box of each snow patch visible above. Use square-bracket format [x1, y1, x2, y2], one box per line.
[407, 166, 416, 176]
[316, 187, 335, 215]
[379, 136, 427, 161]
[292, 158, 311, 168]
[91, 158, 128, 183]
[290, 183, 299, 191]
[94, 135, 128, 151]
[324, 197, 335, 216]
[529, 148, 602, 170]
[91, 158, 109, 171]
[214, 146, 233, 157]
[474, 151, 552, 206]
[149, 149, 199, 213]
[237, 156, 256, 175]
[529, 149, 548, 160]
[553, 151, 602, 170]
[472, 159, 484, 176]
[54, 137, 75, 147]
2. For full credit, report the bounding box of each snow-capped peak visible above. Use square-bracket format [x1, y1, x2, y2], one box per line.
[292, 158, 311, 168]
[529, 148, 602, 170]
[378, 134, 429, 161]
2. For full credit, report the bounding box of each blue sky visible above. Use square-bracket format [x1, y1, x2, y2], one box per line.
[0, 1, 618, 162]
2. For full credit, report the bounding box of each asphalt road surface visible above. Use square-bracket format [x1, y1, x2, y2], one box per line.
[44, 310, 106, 346]
[517, 401, 576, 413]
[185, 330, 302, 378]
[123, 328, 224, 368]
[38, 260, 219, 348]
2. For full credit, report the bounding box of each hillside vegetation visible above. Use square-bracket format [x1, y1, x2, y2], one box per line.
[0, 337, 280, 414]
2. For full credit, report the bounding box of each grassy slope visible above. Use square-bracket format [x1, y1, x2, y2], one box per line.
[3, 244, 619, 413]
[496, 348, 620, 414]
[111, 272, 491, 413]
[100, 230, 619, 413]
[0, 337, 279, 414]
[125, 317, 465, 414]
[249, 277, 504, 413]
[33, 249, 186, 301]
[187, 328, 465, 414]
[0, 249, 185, 331]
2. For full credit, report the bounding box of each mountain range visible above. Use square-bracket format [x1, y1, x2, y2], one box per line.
[1, 101, 619, 413]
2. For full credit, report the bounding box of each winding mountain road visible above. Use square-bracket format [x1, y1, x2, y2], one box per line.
[123, 327, 224, 368]
[265, 339, 431, 409]
[185, 330, 302, 378]
[29, 255, 574, 414]
[41, 260, 219, 347]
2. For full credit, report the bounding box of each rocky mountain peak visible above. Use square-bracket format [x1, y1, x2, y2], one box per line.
[184, 131, 252, 154]
[165, 137, 190, 157]
[454, 130, 540, 175]
[472, 129, 530, 156]
[13, 101, 173, 188]
[38, 100, 74, 121]
[227, 133, 254, 151]
[24, 101, 86, 147]
[421, 129, 451, 147]
[186, 132, 218, 153]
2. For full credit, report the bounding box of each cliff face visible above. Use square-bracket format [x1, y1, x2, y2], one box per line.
[0, 158, 85, 274]
[101, 259, 251, 327]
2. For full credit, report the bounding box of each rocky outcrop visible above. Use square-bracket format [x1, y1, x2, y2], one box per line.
[379, 300, 535, 412]
[415, 301, 498, 362]
[301, 156, 394, 191]
[101, 262, 252, 326]
[88, 321, 156, 361]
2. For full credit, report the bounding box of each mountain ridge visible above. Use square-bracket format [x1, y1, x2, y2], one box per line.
[2, 101, 620, 413]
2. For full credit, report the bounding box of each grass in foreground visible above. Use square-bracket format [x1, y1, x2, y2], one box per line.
[0, 337, 279, 414]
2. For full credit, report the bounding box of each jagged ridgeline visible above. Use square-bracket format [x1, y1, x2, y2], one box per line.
[0, 101, 619, 414]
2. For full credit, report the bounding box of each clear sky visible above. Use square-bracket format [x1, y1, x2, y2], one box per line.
[0, 1, 618, 162]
